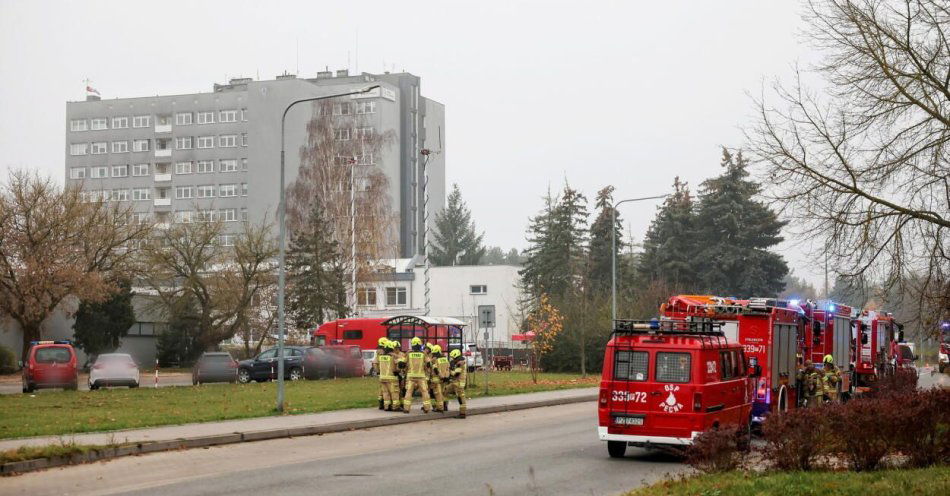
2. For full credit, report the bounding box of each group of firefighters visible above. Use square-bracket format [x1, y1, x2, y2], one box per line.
[370, 336, 468, 418]
[798, 354, 843, 406]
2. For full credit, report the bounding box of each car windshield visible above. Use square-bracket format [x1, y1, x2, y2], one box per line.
[35, 347, 71, 363]
[97, 355, 132, 364]
[202, 354, 233, 362]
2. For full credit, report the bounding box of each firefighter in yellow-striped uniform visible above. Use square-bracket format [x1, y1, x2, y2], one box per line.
[429, 345, 450, 412]
[392, 340, 407, 398]
[371, 337, 389, 410]
[373, 339, 400, 411]
[402, 337, 432, 413]
[445, 349, 467, 419]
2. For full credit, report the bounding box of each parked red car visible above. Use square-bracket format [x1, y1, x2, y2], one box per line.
[22, 341, 79, 393]
[322, 344, 365, 378]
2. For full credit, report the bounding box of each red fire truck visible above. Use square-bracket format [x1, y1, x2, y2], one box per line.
[663, 295, 801, 424]
[310, 315, 466, 352]
[800, 301, 856, 397]
[854, 310, 902, 388]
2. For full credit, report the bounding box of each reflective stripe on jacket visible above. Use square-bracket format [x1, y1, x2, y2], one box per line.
[407, 352, 427, 378]
[378, 354, 396, 380]
[434, 356, 450, 381]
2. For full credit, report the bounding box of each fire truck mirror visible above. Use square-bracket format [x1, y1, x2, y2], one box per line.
[898, 330, 905, 342]
[861, 333, 869, 345]
[747, 363, 761, 378]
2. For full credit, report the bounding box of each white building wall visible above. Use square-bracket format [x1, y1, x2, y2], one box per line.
[358, 262, 524, 347]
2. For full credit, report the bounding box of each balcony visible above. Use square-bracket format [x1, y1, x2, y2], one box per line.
[155, 149, 172, 158]
[153, 198, 171, 207]
[154, 173, 172, 182]
[154, 124, 172, 133]
[155, 222, 170, 230]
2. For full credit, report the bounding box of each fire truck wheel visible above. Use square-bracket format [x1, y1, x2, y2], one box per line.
[607, 441, 627, 458]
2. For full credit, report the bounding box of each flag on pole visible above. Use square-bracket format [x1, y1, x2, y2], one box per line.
[86, 85, 100, 96]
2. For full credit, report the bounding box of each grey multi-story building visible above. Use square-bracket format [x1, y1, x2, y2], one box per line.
[64, 70, 445, 256]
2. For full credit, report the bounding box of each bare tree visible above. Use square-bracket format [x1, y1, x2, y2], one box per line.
[748, 0, 950, 330]
[0, 170, 151, 358]
[140, 217, 277, 353]
[286, 98, 400, 301]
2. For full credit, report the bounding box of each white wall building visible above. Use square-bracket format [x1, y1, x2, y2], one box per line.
[357, 258, 524, 347]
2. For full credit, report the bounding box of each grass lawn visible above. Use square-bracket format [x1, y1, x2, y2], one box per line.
[0, 371, 596, 439]
[626, 466, 950, 496]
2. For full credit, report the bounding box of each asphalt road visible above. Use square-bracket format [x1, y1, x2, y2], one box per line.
[2, 402, 685, 496]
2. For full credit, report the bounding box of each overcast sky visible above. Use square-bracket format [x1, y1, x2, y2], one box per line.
[0, 0, 827, 286]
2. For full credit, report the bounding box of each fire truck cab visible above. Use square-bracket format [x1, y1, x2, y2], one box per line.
[663, 295, 800, 424]
[598, 319, 752, 457]
[854, 311, 901, 388]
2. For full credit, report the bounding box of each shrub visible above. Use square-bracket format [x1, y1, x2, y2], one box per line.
[0, 344, 16, 374]
[685, 426, 743, 473]
[891, 388, 950, 467]
[762, 405, 833, 471]
[867, 368, 919, 398]
[827, 395, 902, 471]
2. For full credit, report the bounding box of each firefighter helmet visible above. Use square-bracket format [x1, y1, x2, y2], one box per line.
[449, 349, 461, 359]
[377, 337, 389, 348]
[431, 345, 442, 354]
[411, 337, 423, 347]
[823, 354, 834, 364]
[385, 340, 396, 350]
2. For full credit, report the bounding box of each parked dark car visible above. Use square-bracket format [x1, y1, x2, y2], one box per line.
[192, 352, 238, 385]
[236, 346, 331, 383]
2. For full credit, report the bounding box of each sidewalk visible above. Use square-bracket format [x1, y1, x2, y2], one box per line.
[0, 387, 598, 452]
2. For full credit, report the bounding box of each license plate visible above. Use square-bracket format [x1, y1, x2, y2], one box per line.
[614, 416, 644, 426]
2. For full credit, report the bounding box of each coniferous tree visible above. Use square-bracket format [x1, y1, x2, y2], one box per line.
[693, 149, 788, 297]
[430, 184, 486, 266]
[588, 186, 623, 294]
[637, 177, 699, 290]
[287, 202, 350, 329]
[73, 279, 136, 362]
[520, 184, 589, 298]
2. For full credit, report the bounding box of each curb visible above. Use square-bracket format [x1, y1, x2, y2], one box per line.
[0, 392, 596, 476]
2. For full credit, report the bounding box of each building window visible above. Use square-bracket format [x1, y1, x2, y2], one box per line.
[173, 210, 192, 223]
[333, 103, 351, 115]
[220, 208, 237, 222]
[358, 153, 375, 165]
[240, 108, 247, 121]
[90, 166, 108, 178]
[175, 136, 193, 149]
[90, 118, 108, 130]
[220, 234, 236, 246]
[241, 207, 248, 221]
[220, 159, 237, 172]
[175, 186, 194, 199]
[69, 143, 88, 156]
[334, 129, 350, 141]
[470, 285, 488, 295]
[70, 119, 88, 132]
[132, 163, 149, 176]
[219, 184, 237, 197]
[132, 188, 151, 201]
[357, 288, 377, 306]
[196, 160, 214, 173]
[241, 183, 248, 196]
[219, 110, 237, 122]
[241, 158, 248, 171]
[386, 287, 407, 306]
[112, 116, 128, 129]
[198, 210, 215, 223]
[90, 142, 107, 154]
[219, 135, 237, 147]
[133, 212, 151, 224]
[196, 111, 214, 124]
[355, 127, 374, 140]
[241, 133, 247, 147]
[197, 136, 214, 148]
[111, 164, 128, 177]
[132, 115, 150, 128]
[356, 101, 376, 114]
[111, 141, 129, 153]
[69, 167, 86, 179]
[111, 189, 129, 202]
[132, 139, 150, 152]
[196, 185, 215, 198]
[175, 112, 193, 125]
[175, 161, 193, 174]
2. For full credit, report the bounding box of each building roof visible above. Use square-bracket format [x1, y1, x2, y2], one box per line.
[381, 315, 467, 327]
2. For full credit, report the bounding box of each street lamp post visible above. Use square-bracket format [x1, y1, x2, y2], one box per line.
[276, 85, 380, 412]
[611, 195, 669, 323]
